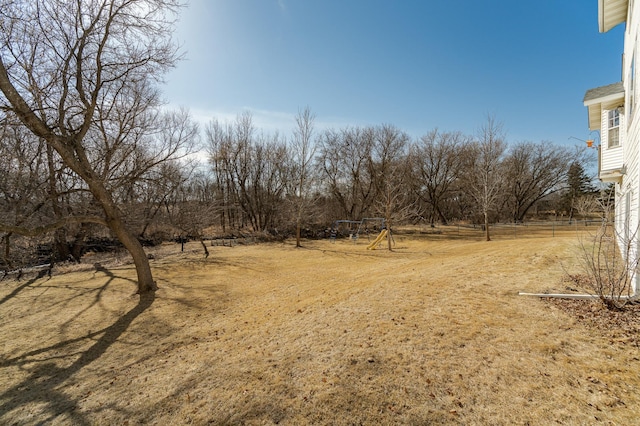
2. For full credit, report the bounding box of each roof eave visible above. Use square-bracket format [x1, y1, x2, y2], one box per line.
[599, 0, 629, 33]
[586, 104, 603, 131]
[584, 81, 625, 130]
[584, 93, 625, 131]
[584, 91, 625, 107]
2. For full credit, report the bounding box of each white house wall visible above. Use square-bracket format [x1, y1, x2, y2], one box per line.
[621, 0, 640, 291]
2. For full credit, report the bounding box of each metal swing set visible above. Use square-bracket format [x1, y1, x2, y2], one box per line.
[329, 217, 393, 249]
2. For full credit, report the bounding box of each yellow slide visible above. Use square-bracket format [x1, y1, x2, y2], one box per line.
[366, 229, 388, 250]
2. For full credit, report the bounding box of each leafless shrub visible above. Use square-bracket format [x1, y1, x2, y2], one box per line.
[572, 194, 638, 310]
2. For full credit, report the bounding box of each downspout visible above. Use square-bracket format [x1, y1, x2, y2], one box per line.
[519, 268, 638, 300]
[518, 292, 637, 300]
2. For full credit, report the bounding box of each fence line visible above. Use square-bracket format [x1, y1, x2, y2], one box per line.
[391, 220, 603, 241]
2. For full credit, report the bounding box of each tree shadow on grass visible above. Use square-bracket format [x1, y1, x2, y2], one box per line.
[0, 266, 155, 425]
[56, 263, 137, 335]
[0, 269, 49, 306]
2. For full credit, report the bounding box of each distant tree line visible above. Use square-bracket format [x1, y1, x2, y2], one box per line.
[203, 111, 596, 242]
[1, 105, 598, 269]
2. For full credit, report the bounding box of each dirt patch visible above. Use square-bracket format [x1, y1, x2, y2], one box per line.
[548, 298, 640, 347]
[1, 226, 639, 424]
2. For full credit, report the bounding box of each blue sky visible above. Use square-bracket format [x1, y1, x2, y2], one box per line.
[164, 0, 625, 146]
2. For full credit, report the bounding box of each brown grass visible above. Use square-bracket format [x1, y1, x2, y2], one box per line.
[1, 225, 640, 425]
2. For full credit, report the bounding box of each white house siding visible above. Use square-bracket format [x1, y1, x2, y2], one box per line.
[615, 185, 625, 239]
[602, 146, 625, 170]
[621, 0, 640, 291]
[600, 109, 625, 171]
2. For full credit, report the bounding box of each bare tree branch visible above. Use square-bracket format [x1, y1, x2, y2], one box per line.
[0, 216, 106, 237]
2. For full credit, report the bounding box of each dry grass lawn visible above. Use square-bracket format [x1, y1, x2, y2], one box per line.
[2, 225, 640, 425]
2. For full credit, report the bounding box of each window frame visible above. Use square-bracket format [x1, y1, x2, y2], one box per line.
[608, 109, 621, 148]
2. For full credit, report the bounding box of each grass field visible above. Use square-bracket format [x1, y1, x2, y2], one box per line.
[1, 225, 640, 425]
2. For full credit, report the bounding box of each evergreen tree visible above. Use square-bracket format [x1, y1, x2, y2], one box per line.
[563, 162, 596, 220]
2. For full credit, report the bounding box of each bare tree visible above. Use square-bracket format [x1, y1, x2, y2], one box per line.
[464, 116, 507, 241]
[501, 141, 574, 222]
[375, 158, 412, 250]
[206, 118, 240, 232]
[243, 132, 289, 232]
[207, 113, 288, 233]
[161, 169, 218, 257]
[0, 120, 48, 268]
[131, 161, 188, 241]
[289, 107, 317, 247]
[0, 0, 188, 293]
[368, 125, 410, 250]
[573, 194, 599, 219]
[410, 130, 470, 225]
[318, 127, 376, 220]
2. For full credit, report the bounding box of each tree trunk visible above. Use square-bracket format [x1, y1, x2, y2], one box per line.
[435, 205, 449, 226]
[107, 215, 156, 293]
[296, 221, 301, 248]
[568, 205, 575, 223]
[484, 210, 491, 241]
[53, 228, 71, 262]
[199, 237, 210, 258]
[91, 179, 156, 293]
[2, 234, 13, 270]
[47, 144, 70, 262]
[69, 225, 88, 262]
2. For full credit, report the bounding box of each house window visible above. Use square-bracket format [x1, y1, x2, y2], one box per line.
[608, 109, 620, 148]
